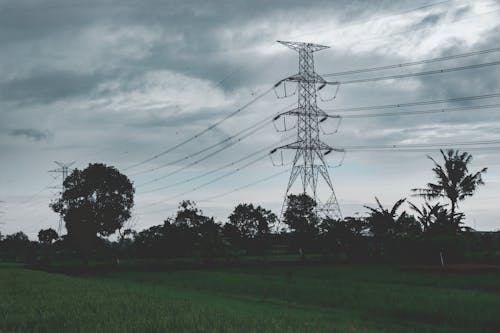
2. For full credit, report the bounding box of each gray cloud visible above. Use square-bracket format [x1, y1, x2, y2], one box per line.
[1, 0, 499, 236]
[8, 128, 53, 141]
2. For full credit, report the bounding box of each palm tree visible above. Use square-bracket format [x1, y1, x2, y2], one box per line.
[412, 149, 487, 219]
[409, 201, 464, 234]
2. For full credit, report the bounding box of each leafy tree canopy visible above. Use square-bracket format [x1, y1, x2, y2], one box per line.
[51, 163, 135, 239]
[228, 203, 277, 239]
[412, 149, 487, 217]
[283, 193, 320, 235]
[365, 197, 421, 239]
[38, 228, 59, 245]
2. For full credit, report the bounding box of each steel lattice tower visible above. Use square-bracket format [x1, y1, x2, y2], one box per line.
[271, 41, 343, 220]
[49, 161, 74, 234]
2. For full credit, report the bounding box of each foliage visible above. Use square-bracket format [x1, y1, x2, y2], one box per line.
[412, 149, 487, 218]
[319, 216, 367, 260]
[38, 228, 59, 245]
[228, 203, 277, 254]
[228, 203, 277, 239]
[0, 231, 31, 261]
[365, 197, 421, 239]
[133, 201, 228, 262]
[174, 200, 206, 228]
[409, 202, 464, 235]
[283, 193, 321, 254]
[3, 231, 29, 248]
[50, 163, 134, 265]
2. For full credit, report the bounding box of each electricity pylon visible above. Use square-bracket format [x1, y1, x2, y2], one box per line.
[271, 40, 343, 220]
[49, 161, 74, 235]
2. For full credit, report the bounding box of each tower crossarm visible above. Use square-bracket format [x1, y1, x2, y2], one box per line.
[277, 40, 329, 52]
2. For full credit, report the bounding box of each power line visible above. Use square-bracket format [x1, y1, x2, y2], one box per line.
[338, 103, 500, 118]
[171, 154, 270, 200]
[334, 60, 500, 85]
[130, 101, 296, 176]
[199, 169, 292, 203]
[322, 47, 500, 77]
[17, 180, 57, 205]
[340, 139, 500, 150]
[140, 133, 296, 194]
[345, 146, 500, 152]
[130, 118, 270, 177]
[325, 92, 500, 112]
[136, 122, 274, 188]
[138, 152, 271, 212]
[123, 86, 274, 171]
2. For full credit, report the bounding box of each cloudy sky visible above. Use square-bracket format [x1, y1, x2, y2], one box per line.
[1, 0, 500, 238]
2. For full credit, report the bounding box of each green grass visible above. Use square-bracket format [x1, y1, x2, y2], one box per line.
[1, 263, 499, 332]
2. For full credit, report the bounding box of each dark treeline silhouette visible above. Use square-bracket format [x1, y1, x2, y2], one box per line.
[1, 149, 499, 267]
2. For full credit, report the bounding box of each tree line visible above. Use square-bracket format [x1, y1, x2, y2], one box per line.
[1, 149, 499, 266]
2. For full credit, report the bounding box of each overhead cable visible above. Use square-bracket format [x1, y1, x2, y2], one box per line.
[325, 92, 500, 112]
[123, 86, 274, 171]
[336, 60, 500, 85]
[322, 47, 500, 77]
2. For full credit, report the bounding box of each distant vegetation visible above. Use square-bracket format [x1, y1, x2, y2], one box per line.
[0, 149, 498, 266]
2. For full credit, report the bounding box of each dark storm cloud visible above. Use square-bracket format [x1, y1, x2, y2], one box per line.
[8, 128, 52, 141]
[0, 71, 103, 104]
[1, 0, 499, 235]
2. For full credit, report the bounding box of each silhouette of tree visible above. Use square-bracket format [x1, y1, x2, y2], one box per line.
[409, 202, 464, 234]
[38, 228, 59, 245]
[283, 194, 320, 256]
[133, 223, 167, 258]
[4, 231, 29, 244]
[320, 216, 366, 260]
[174, 200, 206, 228]
[412, 149, 487, 220]
[2, 231, 30, 261]
[174, 200, 226, 262]
[50, 163, 134, 266]
[365, 198, 420, 238]
[409, 201, 467, 264]
[365, 197, 421, 260]
[229, 203, 276, 239]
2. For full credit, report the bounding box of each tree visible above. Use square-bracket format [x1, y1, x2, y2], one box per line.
[2, 232, 31, 261]
[365, 197, 421, 260]
[229, 203, 276, 238]
[365, 198, 420, 239]
[133, 223, 167, 258]
[412, 149, 487, 220]
[320, 216, 366, 260]
[50, 163, 134, 266]
[283, 194, 320, 256]
[228, 204, 278, 254]
[409, 202, 464, 234]
[174, 200, 207, 228]
[409, 201, 466, 265]
[174, 200, 226, 262]
[38, 228, 59, 245]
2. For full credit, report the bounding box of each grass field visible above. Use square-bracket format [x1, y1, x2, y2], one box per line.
[1, 263, 500, 332]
